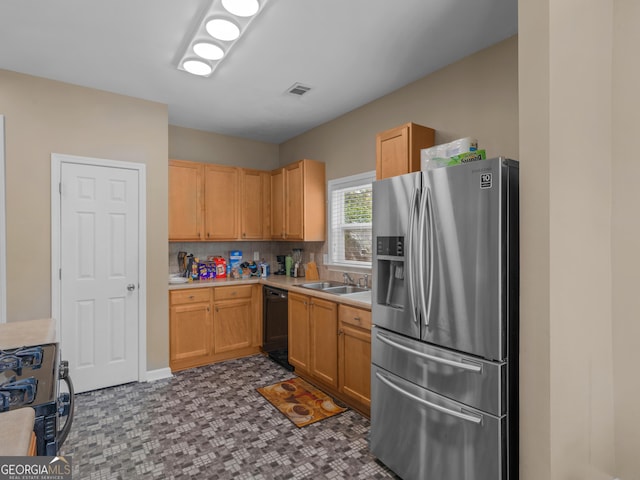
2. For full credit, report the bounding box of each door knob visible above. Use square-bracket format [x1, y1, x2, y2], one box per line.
[127, 284, 136, 291]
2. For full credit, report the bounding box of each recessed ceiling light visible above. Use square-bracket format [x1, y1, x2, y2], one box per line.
[221, 0, 260, 17]
[182, 59, 213, 76]
[193, 42, 224, 60]
[206, 18, 240, 41]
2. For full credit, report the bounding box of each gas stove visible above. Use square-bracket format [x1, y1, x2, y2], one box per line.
[0, 343, 73, 455]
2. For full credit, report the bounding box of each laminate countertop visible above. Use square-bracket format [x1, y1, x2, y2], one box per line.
[0, 318, 57, 349]
[169, 275, 372, 310]
[0, 408, 35, 456]
[0, 319, 55, 456]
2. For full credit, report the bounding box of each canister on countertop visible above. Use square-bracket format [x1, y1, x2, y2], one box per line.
[260, 263, 270, 278]
[285, 256, 293, 277]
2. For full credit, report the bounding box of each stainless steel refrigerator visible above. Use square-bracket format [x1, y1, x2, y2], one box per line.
[370, 157, 519, 480]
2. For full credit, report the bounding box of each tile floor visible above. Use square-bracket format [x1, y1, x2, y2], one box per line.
[61, 354, 397, 479]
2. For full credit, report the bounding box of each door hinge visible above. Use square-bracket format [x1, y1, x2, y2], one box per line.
[59, 268, 61, 280]
[59, 182, 62, 195]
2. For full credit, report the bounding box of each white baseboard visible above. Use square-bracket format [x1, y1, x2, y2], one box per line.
[145, 367, 173, 382]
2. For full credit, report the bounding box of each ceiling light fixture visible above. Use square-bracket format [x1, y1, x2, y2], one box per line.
[193, 42, 225, 60]
[205, 18, 240, 41]
[221, 0, 260, 17]
[182, 59, 214, 76]
[177, 0, 269, 78]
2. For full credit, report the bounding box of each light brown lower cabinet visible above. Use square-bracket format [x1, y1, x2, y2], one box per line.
[213, 285, 253, 354]
[309, 297, 338, 388]
[338, 305, 372, 414]
[288, 292, 310, 374]
[288, 293, 371, 416]
[170, 285, 260, 372]
[169, 288, 213, 371]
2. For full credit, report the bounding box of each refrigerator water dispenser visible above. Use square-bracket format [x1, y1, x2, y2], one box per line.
[375, 236, 406, 309]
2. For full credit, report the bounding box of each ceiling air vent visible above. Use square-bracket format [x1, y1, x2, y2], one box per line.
[287, 83, 311, 96]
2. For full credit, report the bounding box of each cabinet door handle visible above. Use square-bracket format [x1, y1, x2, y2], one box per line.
[353, 316, 360, 322]
[188, 295, 194, 300]
[338, 329, 344, 336]
[215, 307, 219, 312]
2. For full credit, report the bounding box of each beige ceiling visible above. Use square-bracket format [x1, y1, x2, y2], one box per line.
[0, 0, 517, 143]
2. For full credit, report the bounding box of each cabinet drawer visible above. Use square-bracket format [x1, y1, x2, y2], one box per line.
[170, 288, 211, 306]
[339, 305, 371, 330]
[214, 285, 253, 301]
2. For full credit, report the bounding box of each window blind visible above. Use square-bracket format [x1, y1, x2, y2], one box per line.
[327, 171, 375, 267]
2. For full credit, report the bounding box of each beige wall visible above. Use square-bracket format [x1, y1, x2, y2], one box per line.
[517, 0, 551, 476]
[0, 69, 169, 371]
[169, 125, 279, 170]
[612, 0, 640, 479]
[519, 0, 635, 478]
[279, 36, 519, 180]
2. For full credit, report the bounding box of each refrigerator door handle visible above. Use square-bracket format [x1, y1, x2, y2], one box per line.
[406, 187, 420, 324]
[418, 186, 429, 325]
[425, 187, 435, 325]
[375, 371, 483, 424]
[375, 332, 482, 373]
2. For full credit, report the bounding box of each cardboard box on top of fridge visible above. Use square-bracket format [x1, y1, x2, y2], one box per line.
[421, 137, 478, 170]
[422, 150, 487, 170]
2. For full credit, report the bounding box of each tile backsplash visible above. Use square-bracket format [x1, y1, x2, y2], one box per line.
[168, 241, 371, 285]
[169, 241, 325, 276]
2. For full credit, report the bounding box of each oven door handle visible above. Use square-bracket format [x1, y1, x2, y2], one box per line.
[57, 374, 75, 449]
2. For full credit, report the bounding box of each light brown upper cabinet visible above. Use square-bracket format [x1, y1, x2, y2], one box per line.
[169, 159, 322, 241]
[169, 159, 204, 241]
[203, 164, 239, 240]
[271, 159, 326, 241]
[376, 122, 435, 180]
[240, 169, 270, 240]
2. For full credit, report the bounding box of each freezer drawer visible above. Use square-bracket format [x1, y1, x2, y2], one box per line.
[370, 365, 506, 480]
[372, 326, 506, 416]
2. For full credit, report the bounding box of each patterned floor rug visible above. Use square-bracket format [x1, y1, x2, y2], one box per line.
[257, 377, 347, 427]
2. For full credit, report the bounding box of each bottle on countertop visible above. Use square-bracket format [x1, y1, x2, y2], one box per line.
[285, 256, 293, 277]
[191, 257, 199, 280]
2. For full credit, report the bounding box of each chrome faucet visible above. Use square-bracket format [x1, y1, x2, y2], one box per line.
[343, 272, 355, 285]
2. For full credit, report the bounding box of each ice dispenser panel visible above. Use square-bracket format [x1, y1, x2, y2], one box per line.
[376, 236, 406, 310]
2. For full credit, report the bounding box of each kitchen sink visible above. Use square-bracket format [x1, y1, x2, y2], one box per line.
[299, 281, 344, 290]
[299, 281, 370, 296]
[322, 285, 370, 295]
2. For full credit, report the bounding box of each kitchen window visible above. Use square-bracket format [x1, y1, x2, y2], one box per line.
[327, 171, 375, 268]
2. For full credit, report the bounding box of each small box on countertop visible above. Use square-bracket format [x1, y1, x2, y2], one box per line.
[213, 256, 227, 278]
[229, 250, 242, 269]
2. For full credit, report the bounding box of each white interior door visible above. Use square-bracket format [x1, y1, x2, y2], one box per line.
[60, 162, 139, 393]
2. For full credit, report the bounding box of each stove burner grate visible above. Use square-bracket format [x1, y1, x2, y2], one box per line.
[0, 376, 38, 411]
[0, 346, 44, 375]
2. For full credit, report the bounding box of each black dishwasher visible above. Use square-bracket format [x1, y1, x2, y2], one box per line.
[262, 286, 293, 371]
